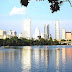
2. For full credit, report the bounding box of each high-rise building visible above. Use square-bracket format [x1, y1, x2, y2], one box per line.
[22, 19, 31, 39]
[55, 20, 60, 40]
[62, 29, 66, 39]
[0, 30, 6, 39]
[35, 27, 40, 39]
[44, 24, 49, 39]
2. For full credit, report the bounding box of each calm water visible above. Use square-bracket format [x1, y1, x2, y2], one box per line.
[0, 45, 72, 72]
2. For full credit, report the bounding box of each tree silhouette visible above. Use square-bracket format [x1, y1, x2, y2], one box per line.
[20, 0, 72, 13]
[48, 0, 63, 13]
[20, 0, 29, 7]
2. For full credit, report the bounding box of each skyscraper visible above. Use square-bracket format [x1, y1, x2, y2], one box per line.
[44, 24, 49, 39]
[62, 29, 66, 39]
[35, 27, 40, 39]
[55, 20, 60, 40]
[22, 19, 31, 39]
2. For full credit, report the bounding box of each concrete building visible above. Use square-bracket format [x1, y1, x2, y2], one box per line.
[0, 30, 6, 39]
[22, 19, 31, 39]
[41, 33, 45, 39]
[44, 24, 49, 39]
[62, 29, 66, 39]
[55, 20, 60, 40]
[66, 32, 72, 40]
[12, 31, 17, 36]
[19, 33, 23, 38]
[8, 30, 12, 36]
[8, 30, 17, 36]
[34, 27, 40, 39]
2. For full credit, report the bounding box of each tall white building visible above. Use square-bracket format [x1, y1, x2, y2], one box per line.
[22, 19, 31, 39]
[44, 24, 49, 39]
[62, 29, 66, 39]
[41, 33, 45, 39]
[55, 20, 60, 40]
[34, 27, 40, 39]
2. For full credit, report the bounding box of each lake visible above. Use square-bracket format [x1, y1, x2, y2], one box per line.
[0, 45, 72, 72]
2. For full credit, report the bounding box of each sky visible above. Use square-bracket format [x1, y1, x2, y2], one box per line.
[0, 0, 72, 39]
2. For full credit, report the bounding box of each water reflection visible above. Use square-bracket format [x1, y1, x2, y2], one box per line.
[0, 46, 72, 72]
[55, 49, 60, 72]
[21, 46, 31, 72]
[62, 48, 66, 65]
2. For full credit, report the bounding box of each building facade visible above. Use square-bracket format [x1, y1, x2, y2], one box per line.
[62, 29, 66, 39]
[55, 20, 60, 40]
[66, 32, 72, 40]
[44, 24, 49, 39]
[22, 19, 31, 39]
[34, 27, 40, 39]
[0, 30, 6, 39]
[8, 30, 17, 36]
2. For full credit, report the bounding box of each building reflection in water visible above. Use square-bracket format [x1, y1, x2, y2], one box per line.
[21, 46, 31, 72]
[55, 49, 60, 72]
[34, 48, 40, 65]
[0, 50, 5, 65]
[66, 48, 72, 60]
[62, 48, 66, 65]
[0, 49, 15, 65]
[1, 46, 72, 72]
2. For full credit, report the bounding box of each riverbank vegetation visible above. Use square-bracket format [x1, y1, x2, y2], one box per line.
[0, 36, 60, 46]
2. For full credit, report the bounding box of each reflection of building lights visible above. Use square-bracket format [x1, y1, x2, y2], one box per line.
[62, 48, 66, 64]
[21, 47, 31, 71]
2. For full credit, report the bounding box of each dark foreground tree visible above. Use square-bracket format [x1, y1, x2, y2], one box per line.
[20, 0, 72, 13]
[20, 0, 29, 7]
[20, 0, 63, 13]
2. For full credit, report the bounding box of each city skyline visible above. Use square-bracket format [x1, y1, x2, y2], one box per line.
[0, 0, 72, 39]
[0, 19, 72, 39]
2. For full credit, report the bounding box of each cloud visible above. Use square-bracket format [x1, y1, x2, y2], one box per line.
[10, 6, 26, 15]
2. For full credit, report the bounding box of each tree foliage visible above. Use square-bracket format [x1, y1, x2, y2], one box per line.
[20, 0, 63, 13]
[0, 37, 60, 46]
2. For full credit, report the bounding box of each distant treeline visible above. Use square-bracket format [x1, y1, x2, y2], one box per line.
[0, 36, 60, 46]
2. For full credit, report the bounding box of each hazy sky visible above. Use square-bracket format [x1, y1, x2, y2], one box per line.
[0, 0, 72, 39]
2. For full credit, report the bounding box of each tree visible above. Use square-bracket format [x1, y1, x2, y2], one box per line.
[20, 0, 63, 13]
[20, 0, 72, 13]
[53, 39, 59, 45]
[20, 0, 29, 7]
[48, 37, 53, 45]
